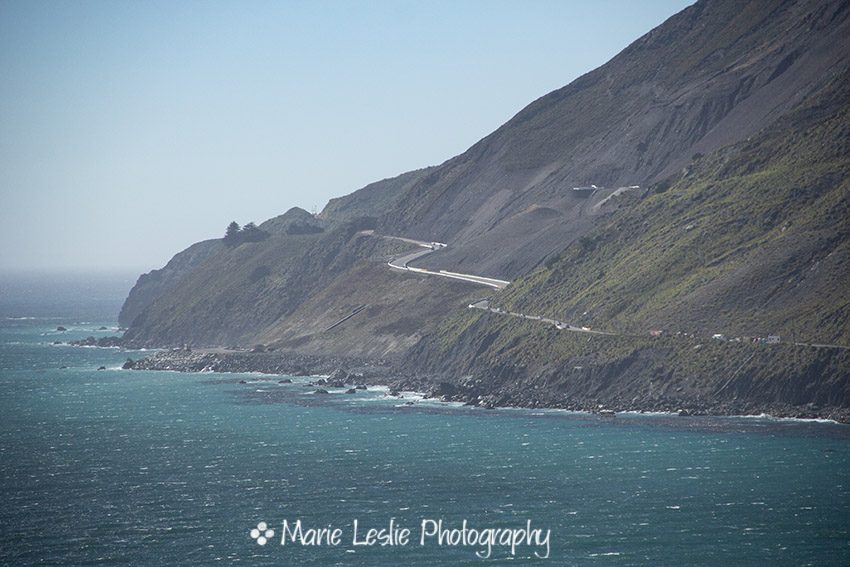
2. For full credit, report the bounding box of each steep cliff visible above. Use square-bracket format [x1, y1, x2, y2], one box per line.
[403, 68, 850, 415]
[118, 239, 222, 328]
[119, 206, 323, 328]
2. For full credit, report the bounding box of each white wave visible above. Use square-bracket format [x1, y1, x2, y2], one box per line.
[396, 390, 428, 400]
[736, 413, 841, 424]
[619, 410, 678, 417]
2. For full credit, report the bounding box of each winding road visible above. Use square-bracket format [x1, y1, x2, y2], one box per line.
[370, 231, 850, 351]
[377, 232, 610, 334]
[380, 234, 511, 290]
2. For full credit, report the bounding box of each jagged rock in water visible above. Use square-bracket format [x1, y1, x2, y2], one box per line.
[327, 368, 350, 387]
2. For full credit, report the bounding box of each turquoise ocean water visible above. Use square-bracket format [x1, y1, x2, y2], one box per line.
[1, 274, 849, 565]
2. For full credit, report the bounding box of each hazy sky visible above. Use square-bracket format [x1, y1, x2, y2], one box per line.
[1, 0, 692, 273]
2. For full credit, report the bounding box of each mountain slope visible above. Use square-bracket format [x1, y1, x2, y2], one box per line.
[123, 219, 374, 347]
[490, 69, 850, 343]
[401, 68, 850, 414]
[380, 0, 850, 278]
[121, 0, 850, 411]
[118, 238, 222, 328]
[118, 206, 322, 328]
[320, 167, 435, 222]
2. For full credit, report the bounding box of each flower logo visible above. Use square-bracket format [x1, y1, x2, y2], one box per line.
[250, 521, 275, 545]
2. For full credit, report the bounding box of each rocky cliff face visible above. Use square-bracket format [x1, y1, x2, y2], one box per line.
[402, 322, 850, 421]
[401, 67, 850, 415]
[118, 239, 222, 328]
[122, 219, 371, 347]
[119, 206, 323, 328]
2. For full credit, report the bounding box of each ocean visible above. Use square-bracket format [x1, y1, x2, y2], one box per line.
[1, 273, 848, 565]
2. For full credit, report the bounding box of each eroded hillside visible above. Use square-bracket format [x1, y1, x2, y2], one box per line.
[122, 0, 850, 411]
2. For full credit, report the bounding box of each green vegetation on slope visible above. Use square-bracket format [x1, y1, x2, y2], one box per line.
[124, 219, 384, 346]
[495, 72, 850, 344]
[401, 71, 850, 415]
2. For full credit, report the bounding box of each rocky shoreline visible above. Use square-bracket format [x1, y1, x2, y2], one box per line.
[126, 349, 850, 424]
[125, 349, 398, 385]
[390, 373, 850, 424]
[69, 335, 124, 348]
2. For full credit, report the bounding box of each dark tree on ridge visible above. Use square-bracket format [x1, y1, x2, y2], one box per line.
[223, 220, 269, 246]
[240, 221, 268, 243]
[224, 221, 241, 244]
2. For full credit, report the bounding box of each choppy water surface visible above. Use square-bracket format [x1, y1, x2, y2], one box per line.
[1, 296, 848, 565]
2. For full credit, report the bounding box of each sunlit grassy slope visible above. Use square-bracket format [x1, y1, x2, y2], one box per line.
[494, 72, 850, 345]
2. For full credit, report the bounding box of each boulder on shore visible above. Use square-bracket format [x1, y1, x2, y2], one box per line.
[327, 368, 350, 387]
[430, 382, 461, 399]
[70, 335, 123, 348]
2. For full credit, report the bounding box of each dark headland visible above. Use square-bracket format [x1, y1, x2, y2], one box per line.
[109, 0, 850, 423]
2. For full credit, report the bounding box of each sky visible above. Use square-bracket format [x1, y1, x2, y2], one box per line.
[0, 0, 693, 273]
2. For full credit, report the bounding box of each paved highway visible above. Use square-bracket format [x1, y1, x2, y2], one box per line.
[468, 299, 615, 335]
[382, 235, 511, 290]
[372, 231, 850, 351]
[795, 342, 850, 351]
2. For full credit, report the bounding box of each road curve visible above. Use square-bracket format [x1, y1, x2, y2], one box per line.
[378, 234, 510, 290]
[368, 233, 850, 351]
